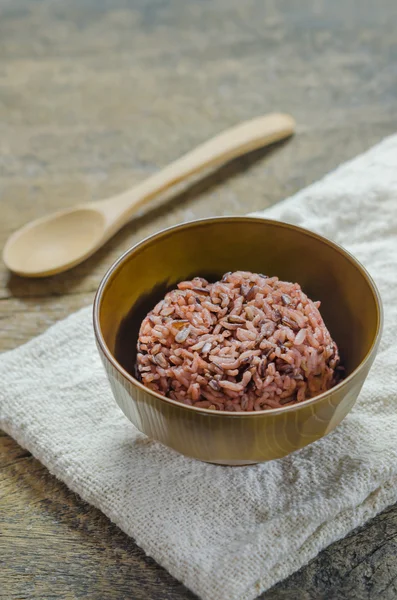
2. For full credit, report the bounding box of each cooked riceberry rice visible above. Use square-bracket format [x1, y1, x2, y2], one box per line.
[136, 271, 342, 411]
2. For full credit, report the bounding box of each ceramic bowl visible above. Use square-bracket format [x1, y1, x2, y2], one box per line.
[93, 217, 383, 465]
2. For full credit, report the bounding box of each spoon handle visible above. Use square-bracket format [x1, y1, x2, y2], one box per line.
[97, 113, 295, 230]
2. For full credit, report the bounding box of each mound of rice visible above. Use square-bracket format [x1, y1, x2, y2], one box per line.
[136, 271, 342, 411]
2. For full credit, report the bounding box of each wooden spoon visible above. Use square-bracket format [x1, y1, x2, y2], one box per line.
[3, 113, 295, 277]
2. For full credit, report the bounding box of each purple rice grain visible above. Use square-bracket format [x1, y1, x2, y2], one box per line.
[136, 271, 342, 411]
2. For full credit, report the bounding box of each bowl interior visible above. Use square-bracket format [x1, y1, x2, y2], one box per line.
[97, 218, 380, 383]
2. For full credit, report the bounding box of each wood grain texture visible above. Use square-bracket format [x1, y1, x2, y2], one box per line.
[1, 0, 397, 598]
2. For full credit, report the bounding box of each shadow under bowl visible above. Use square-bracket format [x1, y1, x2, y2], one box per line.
[93, 217, 383, 465]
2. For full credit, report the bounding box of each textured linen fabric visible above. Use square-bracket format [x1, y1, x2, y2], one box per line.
[1, 135, 397, 600]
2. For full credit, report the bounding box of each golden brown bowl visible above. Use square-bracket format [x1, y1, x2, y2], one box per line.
[93, 217, 383, 465]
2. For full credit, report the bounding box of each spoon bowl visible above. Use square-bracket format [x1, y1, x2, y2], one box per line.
[4, 208, 106, 277]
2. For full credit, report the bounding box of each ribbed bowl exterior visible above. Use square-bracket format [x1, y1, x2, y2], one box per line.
[94, 217, 383, 465]
[97, 341, 376, 465]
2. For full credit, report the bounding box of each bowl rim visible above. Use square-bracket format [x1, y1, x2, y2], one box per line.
[93, 216, 383, 418]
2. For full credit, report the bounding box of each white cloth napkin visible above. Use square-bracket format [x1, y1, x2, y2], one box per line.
[1, 135, 397, 600]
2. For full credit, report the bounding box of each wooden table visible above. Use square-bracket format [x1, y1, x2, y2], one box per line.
[1, 1, 397, 598]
